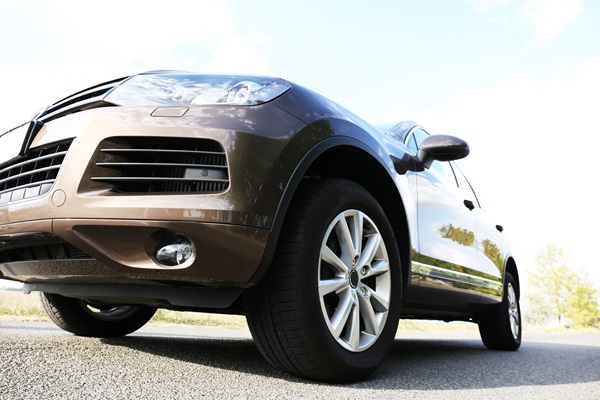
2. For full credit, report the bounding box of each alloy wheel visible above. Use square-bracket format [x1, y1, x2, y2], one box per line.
[318, 209, 391, 352]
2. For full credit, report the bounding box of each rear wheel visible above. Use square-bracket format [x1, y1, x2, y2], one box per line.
[40, 292, 156, 337]
[478, 272, 521, 350]
[245, 179, 402, 382]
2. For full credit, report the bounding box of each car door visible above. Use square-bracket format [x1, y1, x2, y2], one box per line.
[407, 128, 483, 308]
[452, 166, 505, 303]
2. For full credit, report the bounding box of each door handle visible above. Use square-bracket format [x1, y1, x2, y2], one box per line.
[463, 199, 475, 211]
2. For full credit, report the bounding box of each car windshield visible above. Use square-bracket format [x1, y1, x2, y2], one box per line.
[105, 74, 291, 107]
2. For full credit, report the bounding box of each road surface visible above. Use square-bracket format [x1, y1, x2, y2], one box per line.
[1, 321, 599, 399]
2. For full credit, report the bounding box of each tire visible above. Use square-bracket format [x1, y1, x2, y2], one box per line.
[245, 179, 402, 382]
[40, 292, 156, 337]
[478, 272, 521, 350]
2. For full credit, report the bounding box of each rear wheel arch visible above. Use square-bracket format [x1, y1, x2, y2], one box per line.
[505, 257, 520, 296]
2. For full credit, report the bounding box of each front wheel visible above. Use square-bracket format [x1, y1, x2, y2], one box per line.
[40, 292, 156, 337]
[245, 179, 402, 382]
[478, 272, 521, 350]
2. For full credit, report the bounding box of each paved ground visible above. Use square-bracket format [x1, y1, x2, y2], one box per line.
[1, 321, 599, 399]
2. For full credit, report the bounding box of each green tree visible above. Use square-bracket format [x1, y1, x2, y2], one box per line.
[527, 244, 600, 328]
[568, 280, 600, 328]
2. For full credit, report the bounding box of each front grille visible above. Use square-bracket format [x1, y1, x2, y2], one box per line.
[40, 76, 128, 122]
[91, 137, 229, 194]
[0, 140, 73, 205]
[0, 233, 91, 262]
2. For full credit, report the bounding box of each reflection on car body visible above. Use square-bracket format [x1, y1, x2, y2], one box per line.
[0, 71, 520, 382]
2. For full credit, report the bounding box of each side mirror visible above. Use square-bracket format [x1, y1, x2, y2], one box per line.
[417, 135, 470, 169]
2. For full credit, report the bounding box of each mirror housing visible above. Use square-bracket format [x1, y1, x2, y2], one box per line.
[417, 135, 470, 169]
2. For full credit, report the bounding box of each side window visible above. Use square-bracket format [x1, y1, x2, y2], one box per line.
[431, 160, 458, 187]
[453, 163, 479, 207]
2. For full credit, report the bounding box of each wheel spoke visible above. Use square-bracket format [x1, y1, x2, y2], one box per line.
[365, 259, 390, 279]
[319, 277, 348, 297]
[358, 288, 379, 335]
[357, 233, 382, 268]
[345, 299, 361, 351]
[334, 215, 358, 263]
[368, 287, 390, 312]
[349, 211, 363, 257]
[321, 245, 348, 274]
[510, 316, 519, 335]
[508, 286, 516, 306]
[330, 289, 354, 339]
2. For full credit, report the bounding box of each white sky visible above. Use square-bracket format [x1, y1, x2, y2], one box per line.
[1, 0, 599, 289]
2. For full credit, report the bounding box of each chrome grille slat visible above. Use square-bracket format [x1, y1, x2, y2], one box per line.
[47, 81, 123, 113]
[0, 140, 72, 205]
[92, 137, 230, 194]
[42, 99, 114, 122]
[96, 162, 228, 169]
[39, 76, 128, 123]
[0, 180, 54, 195]
[93, 177, 229, 183]
[100, 148, 226, 157]
[0, 165, 61, 186]
[3, 150, 69, 171]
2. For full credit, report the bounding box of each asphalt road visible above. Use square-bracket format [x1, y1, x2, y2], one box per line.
[1, 321, 599, 400]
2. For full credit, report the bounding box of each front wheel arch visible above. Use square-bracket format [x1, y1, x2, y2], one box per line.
[250, 138, 412, 293]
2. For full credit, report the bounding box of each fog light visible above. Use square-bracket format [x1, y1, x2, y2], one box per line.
[155, 235, 194, 267]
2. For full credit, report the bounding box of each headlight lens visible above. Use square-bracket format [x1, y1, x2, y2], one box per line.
[105, 73, 291, 107]
[226, 81, 262, 104]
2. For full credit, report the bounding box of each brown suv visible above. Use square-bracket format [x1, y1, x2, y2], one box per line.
[0, 71, 520, 382]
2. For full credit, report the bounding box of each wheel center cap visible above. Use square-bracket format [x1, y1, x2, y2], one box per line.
[349, 269, 359, 288]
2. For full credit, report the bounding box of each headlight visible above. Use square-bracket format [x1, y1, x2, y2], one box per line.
[226, 81, 263, 104]
[105, 73, 291, 107]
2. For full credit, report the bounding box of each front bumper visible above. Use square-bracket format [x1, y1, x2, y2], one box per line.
[0, 102, 308, 288]
[0, 218, 268, 286]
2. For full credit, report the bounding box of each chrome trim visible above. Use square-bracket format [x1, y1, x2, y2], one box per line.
[40, 77, 128, 122]
[412, 261, 502, 291]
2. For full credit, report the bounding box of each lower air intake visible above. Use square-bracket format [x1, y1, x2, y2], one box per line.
[91, 137, 229, 194]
